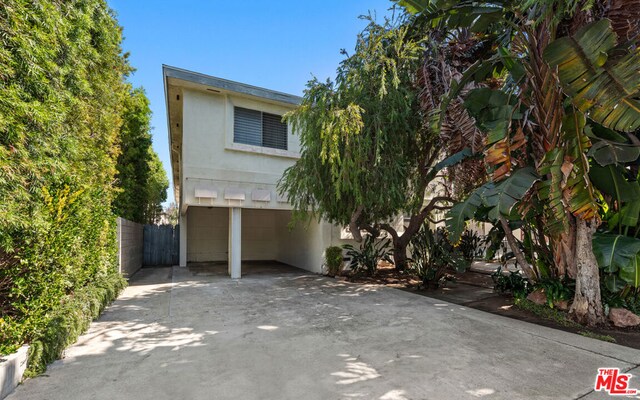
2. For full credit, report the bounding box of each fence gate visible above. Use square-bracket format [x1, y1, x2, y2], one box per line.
[143, 224, 179, 266]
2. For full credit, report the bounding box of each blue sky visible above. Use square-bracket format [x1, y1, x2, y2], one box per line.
[107, 0, 397, 205]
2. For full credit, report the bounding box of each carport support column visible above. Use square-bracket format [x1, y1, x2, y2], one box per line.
[179, 211, 187, 267]
[228, 207, 241, 279]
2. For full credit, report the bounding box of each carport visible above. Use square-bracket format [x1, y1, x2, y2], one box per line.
[181, 205, 329, 278]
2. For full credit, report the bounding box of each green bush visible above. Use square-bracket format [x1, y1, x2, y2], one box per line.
[458, 229, 484, 261]
[602, 285, 640, 315]
[325, 246, 344, 276]
[534, 278, 574, 308]
[343, 235, 392, 277]
[0, 0, 132, 371]
[25, 271, 126, 376]
[410, 227, 470, 288]
[491, 267, 530, 299]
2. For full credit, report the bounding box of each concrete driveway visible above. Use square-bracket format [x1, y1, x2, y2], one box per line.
[9, 264, 640, 400]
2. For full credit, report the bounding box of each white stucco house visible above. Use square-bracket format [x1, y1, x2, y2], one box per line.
[163, 65, 354, 278]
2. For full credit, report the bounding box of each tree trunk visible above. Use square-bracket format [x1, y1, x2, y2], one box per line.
[499, 216, 537, 281]
[392, 239, 409, 271]
[551, 215, 577, 279]
[380, 221, 414, 272]
[569, 218, 605, 326]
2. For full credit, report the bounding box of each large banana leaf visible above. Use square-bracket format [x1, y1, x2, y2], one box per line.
[445, 182, 493, 243]
[589, 164, 640, 202]
[586, 123, 640, 166]
[604, 274, 628, 292]
[588, 140, 640, 166]
[620, 254, 640, 288]
[590, 164, 640, 227]
[421, 148, 473, 195]
[464, 88, 521, 145]
[446, 167, 538, 242]
[543, 20, 640, 132]
[432, 148, 472, 175]
[592, 233, 640, 279]
[483, 167, 540, 220]
[465, 88, 524, 182]
[485, 128, 527, 182]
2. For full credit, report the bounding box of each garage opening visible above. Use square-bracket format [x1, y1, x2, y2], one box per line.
[184, 206, 324, 277]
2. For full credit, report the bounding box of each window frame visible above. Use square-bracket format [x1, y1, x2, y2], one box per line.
[233, 106, 288, 151]
[225, 97, 300, 159]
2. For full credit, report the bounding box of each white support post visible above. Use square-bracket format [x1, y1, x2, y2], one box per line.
[179, 211, 188, 267]
[228, 207, 242, 279]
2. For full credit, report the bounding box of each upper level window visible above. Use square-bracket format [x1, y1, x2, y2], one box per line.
[233, 107, 288, 150]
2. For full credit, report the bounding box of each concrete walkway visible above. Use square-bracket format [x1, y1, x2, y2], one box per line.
[8, 264, 640, 400]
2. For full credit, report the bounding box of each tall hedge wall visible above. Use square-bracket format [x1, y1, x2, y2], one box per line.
[0, 0, 130, 364]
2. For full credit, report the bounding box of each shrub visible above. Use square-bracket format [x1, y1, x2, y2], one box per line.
[458, 229, 484, 261]
[492, 267, 530, 299]
[601, 286, 640, 315]
[343, 235, 392, 277]
[534, 278, 574, 308]
[325, 246, 344, 276]
[24, 271, 126, 376]
[410, 227, 470, 288]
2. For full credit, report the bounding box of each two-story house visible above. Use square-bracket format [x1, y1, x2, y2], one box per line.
[163, 65, 352, 278]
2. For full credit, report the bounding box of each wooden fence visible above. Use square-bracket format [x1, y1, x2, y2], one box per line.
[143, 224, 179, 266]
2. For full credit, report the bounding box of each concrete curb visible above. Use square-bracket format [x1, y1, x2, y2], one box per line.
[1, 345, 29, 400]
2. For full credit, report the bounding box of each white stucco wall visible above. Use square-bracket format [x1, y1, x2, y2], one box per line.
[274, 212, 328, 274]
[241, 208, 280, 260]
[178, 85, 362, 274]
[186, 207, 228, 262]
[181, 88, 301, 211]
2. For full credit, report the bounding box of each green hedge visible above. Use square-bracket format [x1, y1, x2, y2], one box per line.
[0, 0, 132, 372]
[25, 272, 126, 377]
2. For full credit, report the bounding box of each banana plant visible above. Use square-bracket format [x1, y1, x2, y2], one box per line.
[592, 233, 640, 290]
[590, 164, 640, 231]
[543, 19, 640, 132]
[398, 0, 640, 324]
[587, 124, 640, 166]
[446, 167, 540, 243]
[543, 19, 640, 295]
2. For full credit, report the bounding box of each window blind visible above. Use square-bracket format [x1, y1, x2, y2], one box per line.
[262, 112, 288, 150]
[233, 107, 287, 150]
[233, 107, 262, 146]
